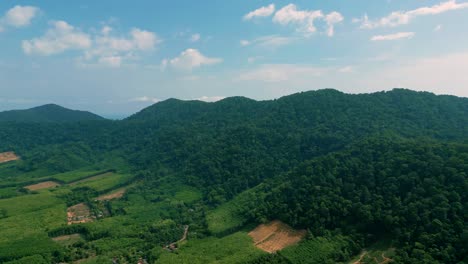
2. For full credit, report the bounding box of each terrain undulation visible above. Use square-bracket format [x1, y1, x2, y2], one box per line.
[0, 89, 467, 263]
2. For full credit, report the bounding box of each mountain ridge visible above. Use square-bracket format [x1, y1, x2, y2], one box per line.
[0, 104, 105, 123]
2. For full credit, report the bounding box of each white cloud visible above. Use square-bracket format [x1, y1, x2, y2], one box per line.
[325, 12, 344, 37]
[273, 4, 324, 34]
[240, 40, 250, 46]
[271, 4, 343, 37]
[238, 64, 326, 82]
[195, 96, 226, 102]
[434, 24, 443, 31]
[88, 27, 160, 65]
[190, 33, 201, 42]
[243, 4, 275, 20]
[240, 35, 294, 48]
[23, 22, 161, 67]
[371, 32, 415, 41]
[98, 56, 122, 67]
[359, 0, 468, 29]
[247, 56, 262, 63]
[131, 96, 160, 103]
[165, 49, 222, 71]
[22, 21, 91, 55]
[338, 66, 354, 73]
[4, 5, 39, 27]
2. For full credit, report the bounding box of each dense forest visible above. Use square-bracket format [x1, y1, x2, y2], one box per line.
[0, 89, 466, 263]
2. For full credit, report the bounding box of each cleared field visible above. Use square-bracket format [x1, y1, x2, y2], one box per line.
[0, 192, 62, 217]
[52, 234, 83, 246]
[0, 152, 19, 163]
[96, 188, 126, 201]
[248, 220, 306, 253]
[157, 231, 265, 264]
[25, 181, 61, 191]
[67, 203, 94, 225]
[69, 172, 129, 192]
[52, 169, 112, 183]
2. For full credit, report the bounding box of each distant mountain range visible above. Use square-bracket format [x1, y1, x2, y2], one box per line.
[0, 104, 105, 122]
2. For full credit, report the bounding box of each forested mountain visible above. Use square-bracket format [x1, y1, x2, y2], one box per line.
[0, 104, 105, 123]
[0, 89, 467, 263]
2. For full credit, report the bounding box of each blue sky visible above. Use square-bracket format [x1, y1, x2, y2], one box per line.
[1, 0, 468, 116]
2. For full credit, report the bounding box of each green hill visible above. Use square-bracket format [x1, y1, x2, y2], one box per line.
[0, 104, 105, 123]
[0, 89, 466, 263]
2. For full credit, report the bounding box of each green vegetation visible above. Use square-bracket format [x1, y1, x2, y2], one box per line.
[51, 169, 110, 183]
[69, 172, 130, 192]
[280, 235, 360, 263]
[156, 232, 265, 264]
[0, 104, 104, 123]
[0, 89, 466, 263]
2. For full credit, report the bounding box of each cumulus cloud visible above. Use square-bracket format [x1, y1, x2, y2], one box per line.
[84, 27, 160, 66]
[238, 64, 326, 82]
[3, 5, 39, 27]
[358, 0, 468, 29]
[243, 4, 275, 20]
[325, 12, 344, 37]
[241, 35, 294, 48]
[371, 32, 415, 41]
[273, 4, 324, 34]
[23, 22, 161, 67]
[269, 4, 344, 36]
[22, 21, 91, 55]
[164, 49, 222, 71]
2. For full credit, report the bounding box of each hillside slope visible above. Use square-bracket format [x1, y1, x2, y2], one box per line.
[0, 104, 105, 123]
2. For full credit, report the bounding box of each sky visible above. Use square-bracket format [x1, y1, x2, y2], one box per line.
[1, 0, 468, 117]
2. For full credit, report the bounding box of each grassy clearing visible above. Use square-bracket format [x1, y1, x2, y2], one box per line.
[0, 191, 62, 217]
[157, 231, 265, 264]
[51, 169, 108, 183]
[52, 233, 84, 246]
[174, 186, 202, 203]
[70, 172, 130, 192]
[0, 204, 66, 243]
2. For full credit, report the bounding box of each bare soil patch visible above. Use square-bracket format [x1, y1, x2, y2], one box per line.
[25, 181, 61, 191]
[248, 220, 306, 253]
[0, 151, 19, 163]
[96, 188, 126, 201]
[67, 203, 94, 225]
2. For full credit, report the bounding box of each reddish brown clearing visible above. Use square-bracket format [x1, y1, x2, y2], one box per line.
[96, 188, 126, 201]
[0, 152, 19, 163]
[67, 203, 94, 225]
[248, 220, 306, 253]
[25, 181, 61, 191]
